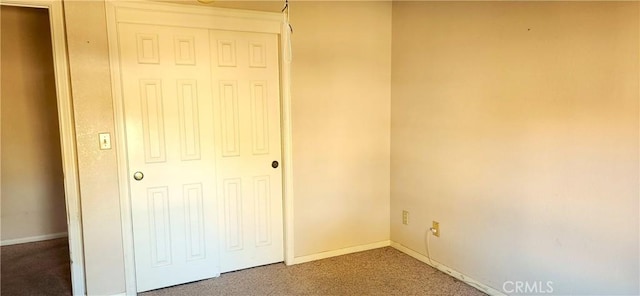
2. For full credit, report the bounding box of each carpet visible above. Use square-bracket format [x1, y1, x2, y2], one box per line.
[143, 247, 486, 296]
[1, 238, 72, 296]
[1, 240, 486, 296]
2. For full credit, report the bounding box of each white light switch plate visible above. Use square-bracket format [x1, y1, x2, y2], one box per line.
[99, 133, 111, 150]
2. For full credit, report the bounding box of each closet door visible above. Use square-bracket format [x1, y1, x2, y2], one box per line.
[117, 23, 219, 292]
[210, 30, 284, 272]
[113, 16, 285, 293]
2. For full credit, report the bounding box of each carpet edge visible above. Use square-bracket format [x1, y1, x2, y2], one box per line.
[390, 241, 505, 296]
[292, 240, 391, 265]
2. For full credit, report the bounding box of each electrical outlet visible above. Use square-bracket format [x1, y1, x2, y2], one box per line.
[432, 221, 440, 237]
[402, 210, 409, 225]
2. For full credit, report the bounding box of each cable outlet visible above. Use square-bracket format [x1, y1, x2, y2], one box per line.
[402, 210, 409, 225]
[431, 221, 440, 237]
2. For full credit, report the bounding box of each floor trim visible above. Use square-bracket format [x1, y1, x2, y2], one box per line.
[292, 240, 391, 265]
[390, 241, 505, 296]
[1, 232, 68, 246]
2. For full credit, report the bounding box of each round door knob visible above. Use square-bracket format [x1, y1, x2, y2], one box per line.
[133, 171, 144, 181]
[272, 161, 279, 168]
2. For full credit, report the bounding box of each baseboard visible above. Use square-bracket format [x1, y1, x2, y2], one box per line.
[293, 240, 391, 265]
[390, 241, 505, 296]
[1, 232, 68, 246]
[107, 293, 127, 296]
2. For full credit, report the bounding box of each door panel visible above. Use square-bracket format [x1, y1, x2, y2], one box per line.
[210, 30, 284, 273]
[118, 23, 219, 292]
[118, 22, 284, 292]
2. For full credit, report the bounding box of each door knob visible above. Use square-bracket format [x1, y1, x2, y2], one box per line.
[272, 161, 279, 168]
[133, 171, 144, 181]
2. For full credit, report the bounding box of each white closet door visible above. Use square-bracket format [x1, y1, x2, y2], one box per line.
[210, 30, 284, 273]
[118, 23, 219, 292]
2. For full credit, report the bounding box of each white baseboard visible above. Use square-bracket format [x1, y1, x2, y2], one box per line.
[107, 293, 127, 296]
[1, 232, 68, 246]
[390, 241, 505, 296]
[292, 240, 391, 265]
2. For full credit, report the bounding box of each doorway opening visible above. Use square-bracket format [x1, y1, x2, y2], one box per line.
[0, 2, 85, 295]
[0, 5, 70, 295]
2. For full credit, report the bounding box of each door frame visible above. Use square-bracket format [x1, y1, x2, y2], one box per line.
[105, 1, 295, 294]
[0, 0, 86, 295]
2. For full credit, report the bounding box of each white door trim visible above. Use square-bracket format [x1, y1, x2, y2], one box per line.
[0, 1, 86, 295]
[105, 2, 294, 294]
[279, 16, 296, 267]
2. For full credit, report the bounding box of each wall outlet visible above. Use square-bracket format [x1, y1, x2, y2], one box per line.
[402, 210, 409, 225]
[432, 221, 440, 237]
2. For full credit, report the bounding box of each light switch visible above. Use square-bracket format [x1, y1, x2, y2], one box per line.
[99, 133, 111, 150]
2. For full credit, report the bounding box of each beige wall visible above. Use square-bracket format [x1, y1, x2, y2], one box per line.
[290, 1, 391, 256]
[63, 1, 126, 294]
[62, 1, 391, 294]
[390, 2, 639, 294]
[62, 1, 638, 294]
[0, 6, 67, 242]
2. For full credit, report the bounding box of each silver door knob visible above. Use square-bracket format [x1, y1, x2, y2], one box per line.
[133, 171, 144, 181]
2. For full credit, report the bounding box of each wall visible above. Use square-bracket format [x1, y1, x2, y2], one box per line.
[390, 2, 639, 295]
[63, 1, 126, 294]
[290, 1, 391, 257]
[0, 6, 67, 243]
[62, 1, 391, 294]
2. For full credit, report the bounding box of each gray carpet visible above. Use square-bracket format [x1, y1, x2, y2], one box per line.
[1, 238, 72, 296]
[144, 247, 486, 296]
[1, 240, 486, 296]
